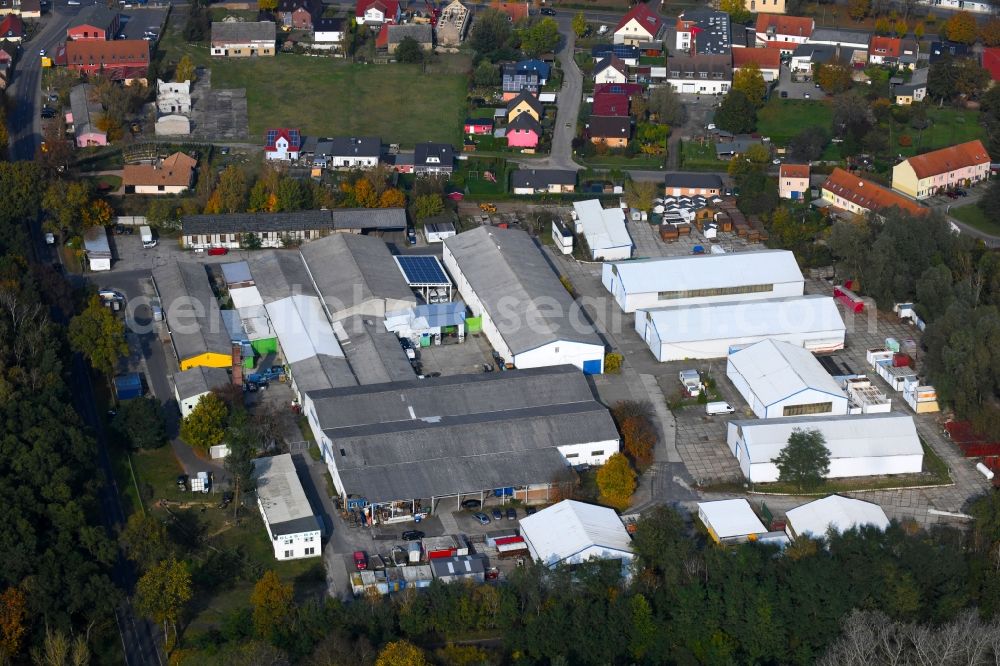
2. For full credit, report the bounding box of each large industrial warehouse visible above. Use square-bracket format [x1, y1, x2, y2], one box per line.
[443, 227, 606, 373]
[634, 295, 847, 361]
[601, 249, 805, 313]
[301, 366, 621, 510]
[726, 413, 924, 482]
[727, 339, 849, 419]
[153, 261, 232, 371]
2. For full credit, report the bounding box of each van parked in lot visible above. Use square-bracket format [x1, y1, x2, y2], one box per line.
[706, 401, 735, 415]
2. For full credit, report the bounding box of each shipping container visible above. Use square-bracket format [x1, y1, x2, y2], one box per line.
[885, 337, 900, 352]
[834, 285, 864, 313]
[892, 352, 912, 367]
[114, 373, 143, 400]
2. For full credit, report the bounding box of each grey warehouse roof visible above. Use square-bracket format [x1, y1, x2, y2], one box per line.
[174, 366, 230, 401]
[337, 315, 415, 385]
[182, 208, 406, 236]
[300, 233, 415, 314]
[308, 365, 618, 501]
[245, 250, 318, 304]
[444, 226, 603, 355]
[153, 261, 232, 362]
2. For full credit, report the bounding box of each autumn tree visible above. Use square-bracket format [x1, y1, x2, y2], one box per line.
[620, 415, 656, 469]
[572, 11, 587, 37]
[943, 10, 977, 44]
[0, 587, 27, 662]
[848, 0, 870, 21]
[258, 0, 277, 10]
[772, 428, 831, 490]
[914, 21, 925, 39]
[174, 54, 195, 83]
[179, 392, 228, 452]
[720, 0, 751, 24]
[224, 406, 259, 519]
[42, 180, 92, 237]
[379, 188, 406, 208]
[816, 63, 854, 94]
[982, 18, 1000, 46]
[213, 164, 247, 214]
[894, 18, 909, 37]
[413, 193, 444, 219]
[69, 296, 128, 378]
[596, 453, 636, 510]
[376, 640, 430, 666]
[29, 628, 89, 666]
[732, 62, 767, 107]
[874, 17, 890, 35]
[251, 571, 294, 642]
[136, 558, 192, 647]
[352, 178, 379, 208]
[624, 179, 658, 211]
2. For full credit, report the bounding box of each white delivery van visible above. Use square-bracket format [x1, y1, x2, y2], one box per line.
[140, 225, 157, 248]
[706, 401, 735, 415]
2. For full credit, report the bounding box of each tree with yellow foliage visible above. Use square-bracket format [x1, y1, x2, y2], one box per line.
[732, 62, 766, 108]
[379, 188, 406, 208]
[596, 453, 636, 510]
[376, 640, 430, 666]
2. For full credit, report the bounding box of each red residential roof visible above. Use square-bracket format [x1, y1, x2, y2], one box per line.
[780, 163, 809, 179]
[0, 13, 24, 38]
[490, 0, 528, 22]
[755, 13, 813, 39]
[823, 168, 925, 216]
[65, 39, 149, 68]
[984, 47, 1000, 82]
[356, 0, 398, 19]
[615, 2, 663, 37]
[264, 128, 302, 152]
[592, 92, 629, 116]
[375, 22, 388, 47]
[869, 35, 901, 58]
[732, 48, 780, 70]
[902, 140, 991, 179]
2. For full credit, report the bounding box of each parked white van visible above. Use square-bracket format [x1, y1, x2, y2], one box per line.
[706, 401, 735, 415]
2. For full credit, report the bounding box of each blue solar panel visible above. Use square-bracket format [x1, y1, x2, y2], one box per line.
[395, 255, 449, 286]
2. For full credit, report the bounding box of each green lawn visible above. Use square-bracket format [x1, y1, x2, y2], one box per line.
[952, 203, 1000, 236]
[895, 108, 986, 158]
[756, 99, 835, 146]
[679, 138, 719, 170]
[157, 13, 468, 147]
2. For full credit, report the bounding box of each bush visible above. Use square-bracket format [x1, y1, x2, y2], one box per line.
[899, 134, 913, 147]
[604, 352, 623, 374]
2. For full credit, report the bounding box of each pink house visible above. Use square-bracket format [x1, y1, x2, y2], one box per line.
[506, 113, 541, 149]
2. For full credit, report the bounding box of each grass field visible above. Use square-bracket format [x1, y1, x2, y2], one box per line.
[157, 13, 468, 147]
[756, 99, 834, 146]
[679, 138, 719, 170]
[952, 203, 1000, 236]
[895, 108, 985, 158]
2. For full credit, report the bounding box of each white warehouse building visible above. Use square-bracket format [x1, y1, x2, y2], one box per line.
[443, 227, 605, 374]
[726, 413, 923, 483]
[727, 339, 849, 419]
[635, 295, 846, 361]
[785, 495, 891, 540]
[519, 500, 634, 576]
[573, 199, 633, 261]
[252, 454, 323, 561]
[602, 249, 805, 313]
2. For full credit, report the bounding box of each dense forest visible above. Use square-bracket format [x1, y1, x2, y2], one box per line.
[0, 162, 120, 663]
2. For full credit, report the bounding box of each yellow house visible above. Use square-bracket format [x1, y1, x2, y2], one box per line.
[891, 140, 991, 200]
[153, 261, 235, 373]
[745, 0, 785, 13]
[505, 90, 543, 123]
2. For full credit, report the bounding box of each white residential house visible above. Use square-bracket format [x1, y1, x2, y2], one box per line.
[613, 3, 663, 46]
[253, 454, 323, 561]
[329, 136, 381, 169]
[594, 56, 628, 85]
[313, 17, 345, 46]
[726, 339, 850, 419]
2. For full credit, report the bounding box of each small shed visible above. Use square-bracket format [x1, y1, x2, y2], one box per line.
[83, 226, 112, 271]
[423, 221, 457, 244]
[173, 366, 231, 416]
[429, 554, 487, 583]
[697, 499, 769, 545]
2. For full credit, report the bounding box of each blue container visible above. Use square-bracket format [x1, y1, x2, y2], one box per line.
[114, 373, 143, 400]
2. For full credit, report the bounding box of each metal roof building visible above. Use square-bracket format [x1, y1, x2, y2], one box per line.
[573, 199, 633, 261]
[697, 499, 770, 545]
[252, 454, 322, 560]
[635, 295, 846, 361]
[519, 500, 634, 574]
[173, 366, 230, 416]
[726, 413, 923, 482]
[301, 233, 416, 321]
[601, 249, 805, 313]
[442, 227, 605, 374]
[726, 339, 849, 419]
[301, 365, 620, 506]
[785, 495, 890, 540]
[152, 261, 233, 371]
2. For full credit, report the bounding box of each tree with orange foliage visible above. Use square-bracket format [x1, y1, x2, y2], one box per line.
[83, 199, 114, 227]
[379, 188, 406, 208]
[353, 178, 378, 208]
[982, 18, 1000, 46]
[0, 587, 26, 661]
[944, 10, 977, 44]
[620, 415, 656, 469]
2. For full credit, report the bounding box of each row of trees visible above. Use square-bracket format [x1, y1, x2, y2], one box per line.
[470, 10, 559, 62]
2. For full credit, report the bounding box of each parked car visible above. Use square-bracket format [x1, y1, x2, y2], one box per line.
[354, 551, 368, 570]
[399, 337, 416, 359]
[406, 228, 417, 245]
[955, 189, 968, 197]
[176, 474, 188, 490]
[461, 499, 482, 510]
[525, 506, 537, 516]
[207, 247, 229, 256]
[401, 530, 424, 541]
[803, 92, 811, 98]
[40, 106, 56, 119]
[491, 508, 503, 521]
[45, 232, 55, 245]
[946, 191, 960, 199]
[218, 491, 233, 509]
[473, 512, 491, 525]
[506, 508, 517, 521]
[780, 90, 788, 98]
[706, 401, 735, 415]
[540, 6, 556, 14]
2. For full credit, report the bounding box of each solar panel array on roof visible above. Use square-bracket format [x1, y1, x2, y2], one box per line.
[394, 255, 451, 287]
[266, 129, 277, 145]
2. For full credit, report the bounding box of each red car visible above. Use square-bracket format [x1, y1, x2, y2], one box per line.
[207, 247, 229, 256]
[353, 551, 368, 571]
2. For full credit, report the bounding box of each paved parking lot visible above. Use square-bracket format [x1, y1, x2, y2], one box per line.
[118, 7, 167, 40]
[190, 70, 249, 141]
[774, 66, 828, 101]
[417, 334, 496, 376]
